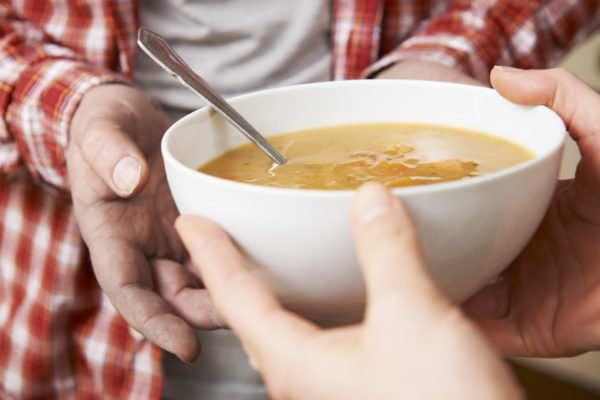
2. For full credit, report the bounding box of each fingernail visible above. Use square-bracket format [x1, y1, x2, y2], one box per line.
[112, 156, 141, 196]
[354, 183, 395, 227]
[493, 65, 523, 72]
[177, 355, 193, 364]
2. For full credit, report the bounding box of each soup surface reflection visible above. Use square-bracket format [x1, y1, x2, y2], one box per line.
[198, 123, 533, 190]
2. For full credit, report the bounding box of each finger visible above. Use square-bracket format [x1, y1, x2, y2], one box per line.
[461, 268, 514, 320]
[491, 66, 600, 218]
[351, 183, 447, 321]
[461, 279, 510, 320]
[466, 319, 531, 357]
[490, 67, 600, 142]
[474, 312, 596, 357]
[151, 258, 224, 329]
[491, 67, 600, 142]
[75, 117, 149, 197]
[89, 240, 200, 362]
[175, 215, 318, 369]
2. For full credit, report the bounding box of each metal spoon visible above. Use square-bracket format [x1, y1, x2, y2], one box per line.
[137, 27, 287, 165]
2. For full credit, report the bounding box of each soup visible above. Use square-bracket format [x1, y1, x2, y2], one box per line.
[198, 123, 533, 190]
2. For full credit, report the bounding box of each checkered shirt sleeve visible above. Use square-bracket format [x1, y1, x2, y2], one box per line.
[0, 4, 130, 190]
[333, 0, 600, 83]
[0, 2, 163, 399]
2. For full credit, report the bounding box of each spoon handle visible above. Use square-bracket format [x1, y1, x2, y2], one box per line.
[137, 27, 287, 165]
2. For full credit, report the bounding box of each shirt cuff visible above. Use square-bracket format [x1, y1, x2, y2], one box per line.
[10, 59, 130, 190]
[362, 41, 488, 84]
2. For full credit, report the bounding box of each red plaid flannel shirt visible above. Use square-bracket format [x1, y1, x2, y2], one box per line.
[1, 0, 599, 398]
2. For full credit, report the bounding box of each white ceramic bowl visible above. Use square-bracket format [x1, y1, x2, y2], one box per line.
[163, 80, 565, 324]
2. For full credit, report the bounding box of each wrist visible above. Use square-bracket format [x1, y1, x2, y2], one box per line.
[373, 59, 485, 86]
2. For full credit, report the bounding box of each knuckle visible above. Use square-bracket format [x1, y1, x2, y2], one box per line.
[549, 67, 576, 81]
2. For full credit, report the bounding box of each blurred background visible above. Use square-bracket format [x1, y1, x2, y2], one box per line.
[507, 30, 600, 399]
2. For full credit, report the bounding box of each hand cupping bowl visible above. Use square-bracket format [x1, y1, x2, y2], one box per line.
[162, 80, 565, 325]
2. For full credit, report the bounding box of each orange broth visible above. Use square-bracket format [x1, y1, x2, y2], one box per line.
[198, 123, 533, 190]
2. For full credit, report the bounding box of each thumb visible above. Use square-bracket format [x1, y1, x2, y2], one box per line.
[74, 117, 149, 197]
[491, 66, 600, 220]
[490, 66, 600, 143]
[351, 183, 448, 321]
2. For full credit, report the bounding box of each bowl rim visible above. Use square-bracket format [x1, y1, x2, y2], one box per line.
[162, 79, 567, 199]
